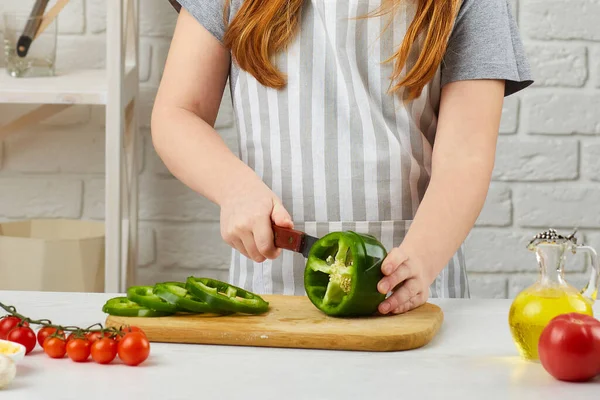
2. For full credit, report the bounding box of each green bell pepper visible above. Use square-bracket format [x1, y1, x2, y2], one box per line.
[304, 231, 387, 317]
[127, 285, 179, 313]
[102, 297, 173, 317]
[186, 277, 270, 315]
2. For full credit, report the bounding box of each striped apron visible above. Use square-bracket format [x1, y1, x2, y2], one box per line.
[226, 0, 470, 298]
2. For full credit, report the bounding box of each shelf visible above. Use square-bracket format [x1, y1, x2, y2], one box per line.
[0, 0, 141, 294]
[0, 65, 138, 105]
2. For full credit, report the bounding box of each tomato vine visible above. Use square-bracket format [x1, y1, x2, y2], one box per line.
[0, 301, 122, 339]
[0, 301, 150, 366]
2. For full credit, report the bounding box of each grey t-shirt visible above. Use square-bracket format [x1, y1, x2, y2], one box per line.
[174, 0, 533, 97]
[170, 0, 533, 298]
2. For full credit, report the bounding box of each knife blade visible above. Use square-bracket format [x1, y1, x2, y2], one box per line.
[272, 224, 319, 259]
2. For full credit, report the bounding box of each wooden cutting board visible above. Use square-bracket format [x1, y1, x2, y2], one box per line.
[105, 295, 443, 352]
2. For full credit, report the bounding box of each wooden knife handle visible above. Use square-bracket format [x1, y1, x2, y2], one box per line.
[167, 0, 182, 12]
[272, 224, 305, 252]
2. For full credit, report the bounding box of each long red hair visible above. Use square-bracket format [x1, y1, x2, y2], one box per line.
[223, 0, 461, 100]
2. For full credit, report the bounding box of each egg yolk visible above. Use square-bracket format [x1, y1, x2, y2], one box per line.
[0, 343, 20, 355]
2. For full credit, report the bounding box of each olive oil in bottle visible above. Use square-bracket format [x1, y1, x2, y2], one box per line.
[508, 285, 593, 360]
[508, 229, 599, 361]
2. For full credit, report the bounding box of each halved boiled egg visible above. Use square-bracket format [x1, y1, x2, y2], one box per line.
[0, 340, 25, 363]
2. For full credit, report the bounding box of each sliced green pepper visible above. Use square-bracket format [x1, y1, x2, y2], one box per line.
[127, 285, 178, 313]
[102, 297, 173, 317]
[304, 231, 387, 317]
[153, 282, 229, 314]
[186, 277, 270, 315]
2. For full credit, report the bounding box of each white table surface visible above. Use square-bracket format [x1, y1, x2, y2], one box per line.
[0, 290, 598, 400]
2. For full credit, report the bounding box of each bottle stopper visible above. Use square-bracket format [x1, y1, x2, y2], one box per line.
[527, 228, 579, 249]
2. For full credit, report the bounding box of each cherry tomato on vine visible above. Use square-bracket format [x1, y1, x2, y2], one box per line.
[43, 337, 67, 359]
[66, 338, 91, 362]
[7, 326, 37, 354]
[118, 332, 150, 366]
[120, 325, 145, 336]
[66, 332, 85, 343]
[0, 316, 29, 340]
[117, 326, 146, 342]
[91, 337, 118, 364]
[86, 331, 112, 343]
[37, 327, 64, 347]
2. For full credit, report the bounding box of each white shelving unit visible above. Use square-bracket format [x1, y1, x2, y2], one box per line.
[0, 0, 140, 293]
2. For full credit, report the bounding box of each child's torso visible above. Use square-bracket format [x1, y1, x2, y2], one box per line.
[228, 0, 439, 224]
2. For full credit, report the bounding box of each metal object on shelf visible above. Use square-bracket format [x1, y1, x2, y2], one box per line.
[16, 0, 50, 57]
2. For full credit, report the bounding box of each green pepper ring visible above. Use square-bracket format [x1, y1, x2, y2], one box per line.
[102, 296, 174, 317]
[186, 277, 270, 315]
[153, 282, 232, 314]
[127, 285, 179, 313]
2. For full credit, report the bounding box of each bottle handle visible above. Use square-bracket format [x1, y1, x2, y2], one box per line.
[577, 245, 600, 303]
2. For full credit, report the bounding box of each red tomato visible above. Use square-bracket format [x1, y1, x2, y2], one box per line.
[66, 332, 80, 343]
[7, 326, 37, 354]
[119, 325, 146, 339]
[86, 331, 113, 343]
[538, 313, 600, 382]
[43, 336, 67, 358]
[37, 327, 64, 347]
[122, 325, 145, 334]
[0, 316, 29, 340]
[91, 338, 118, 364]
[66, 338, 91, 362]
[117, 332, 150, 366]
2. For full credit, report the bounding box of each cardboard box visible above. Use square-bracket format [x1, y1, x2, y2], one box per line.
[0, 219, 105, 292]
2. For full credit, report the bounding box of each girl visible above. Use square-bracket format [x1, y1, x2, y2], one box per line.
[152, 0, 533, 315]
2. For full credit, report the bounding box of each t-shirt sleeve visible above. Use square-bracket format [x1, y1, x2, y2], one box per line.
[173, 0, 228, 42]
[441, 0, 534, 97]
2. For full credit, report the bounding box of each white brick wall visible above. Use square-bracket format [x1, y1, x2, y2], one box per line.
[1, 0, 599, 296]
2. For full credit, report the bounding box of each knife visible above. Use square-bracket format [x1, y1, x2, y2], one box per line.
[272, 224, 319, 259]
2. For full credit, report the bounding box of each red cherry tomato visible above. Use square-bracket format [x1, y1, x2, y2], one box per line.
[37, 327, 64, 347]
[119, 325, 146, 339]
[44, 336, 67, 358]
[117, 332, 150, 366]
[123, 325, 144, 334]
[7, 326, 37, 354]
[538, 312, 600, 382]
[65, 332, 79, 342]
[91, 337, 118, 364]
[0, 316, 29, 340]
[66, 338, 91, 362]
[86, 331, 99, 342]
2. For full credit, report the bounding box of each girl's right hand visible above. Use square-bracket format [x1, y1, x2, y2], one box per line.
[219, 180, 293, 263]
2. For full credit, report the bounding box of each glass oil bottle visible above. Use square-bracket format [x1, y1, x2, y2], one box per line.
[508, 229, 600, 361]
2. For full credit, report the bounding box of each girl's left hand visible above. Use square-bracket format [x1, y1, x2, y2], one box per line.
[376, 248, 431, 315]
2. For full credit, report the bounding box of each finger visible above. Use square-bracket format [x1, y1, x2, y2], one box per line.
[391, 302, 410, 315]
[271, 200, 294, 229]
[377, 262, 412, 294]
[239, 232, 266, 263]
[230, 237, 251, 260]
[378, 278, 420, 314]
[254, 217, 280, 260]
[392, 292, 425, 315]
[381, 248, 409, 275]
